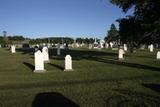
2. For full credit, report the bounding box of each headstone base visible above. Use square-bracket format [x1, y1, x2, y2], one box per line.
[64, 69, 74, 72]
[33, 69, 46, 73]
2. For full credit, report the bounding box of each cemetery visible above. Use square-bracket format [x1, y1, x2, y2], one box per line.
[0, 44, 160, 106]
[0, 0, 160, 107]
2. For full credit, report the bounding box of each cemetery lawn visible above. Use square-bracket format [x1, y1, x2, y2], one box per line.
[0, 48, 160, 107]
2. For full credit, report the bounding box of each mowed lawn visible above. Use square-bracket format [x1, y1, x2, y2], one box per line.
[0, 48, 160, 107]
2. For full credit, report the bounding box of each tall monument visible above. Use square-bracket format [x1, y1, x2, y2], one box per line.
[3, 31, 8, 47]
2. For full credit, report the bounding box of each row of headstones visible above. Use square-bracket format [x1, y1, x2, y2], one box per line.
[10, 44, 61, 56]
[105, 43, 155, 52]
[10, 44, 160, 60]
[119, 48, 160, 60]
[9, 45, 72, 72]
[123, 44, 156, 52]
[34, 47, 73, 73]
[9, 44, 160, 72]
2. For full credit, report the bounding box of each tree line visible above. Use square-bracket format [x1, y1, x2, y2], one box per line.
[0, 35, 98, 46]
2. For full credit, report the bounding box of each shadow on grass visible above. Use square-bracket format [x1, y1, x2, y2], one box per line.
[16, 48, 35, 55]
[49, 48, 117, 60]
[142, 83, 160, 93]
[32, 92, 79, 107]
[89, 58, 160, 72]
[0, 75, 160, 90]
[50, 49, 160, 72]
[106, 89, 160, 107]
[23, 62, 34, 71]
[48, 63, 64, 71]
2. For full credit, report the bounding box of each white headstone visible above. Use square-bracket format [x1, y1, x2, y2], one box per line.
[100, 40, 105, 48]
[42, 47, 50, 63]
[11, 45, 16, 53]
[47, 43, 51, 48]
[43, 43, 46, 46]
[57, 44, 61, 55]
[124, 44, 127, 51]
[157, 51, 160, 59]
[34, 50, 46, 73]
[110, 42, 113, 48]
[76, 43, 79, 48]
[64, 55, 73, 71]
[100, 43, 104, 48]
[105, 43, 109, 48]
[119, 49, 125, 60]
[150, 44, 154, 52]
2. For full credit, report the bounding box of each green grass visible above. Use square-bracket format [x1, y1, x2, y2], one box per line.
[0, 48, 160, 107]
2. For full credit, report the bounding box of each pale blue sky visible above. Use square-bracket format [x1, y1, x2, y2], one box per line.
[0, 0, 133, 39]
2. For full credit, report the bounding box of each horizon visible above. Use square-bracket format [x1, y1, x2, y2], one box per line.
[0, 0, 133, 39]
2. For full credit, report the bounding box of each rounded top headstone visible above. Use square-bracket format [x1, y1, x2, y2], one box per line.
[119, 49, 125, 54]
[65, 55, 72, 59]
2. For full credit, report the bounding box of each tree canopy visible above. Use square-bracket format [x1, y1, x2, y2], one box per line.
[105, 23, 119, 43]
[110, 0, 160, 50]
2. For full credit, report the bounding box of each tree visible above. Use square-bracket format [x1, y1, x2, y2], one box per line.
[8, 36, 25, 44]
[118, 16, 143, 52]
[110, 0, 160, 47]
[0, 36, 3, 44]
[105, 24, 119, 43]
[76, 38, 83, 44]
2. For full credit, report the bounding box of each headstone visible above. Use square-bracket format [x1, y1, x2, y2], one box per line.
[93, 39, 98, 49]
[100, 43, 104, 48]
[11, 45, 16, 53]
[64, 55, 73, 71]
[89, 44, 92, 49]
[43, 43, 46, 47]
[34, 50, 46, 73]
[42, 47, 50, 63]
[157, 51, 160, 59]
[119, 49, 125, 60]
[76, 43, 79, 48]
[124, 44, 127, 51]
[150, 44, 154, 52]
[105, 43, 109, 48]
[110, 42, 113, 48]
[57, 44, 61, 55]
[140, 45, 146, 50]
[60, 45, 64, 49]
[47, 43, 51, 48]
[71, 44, 74, 48]
[100, 40, 105, 48]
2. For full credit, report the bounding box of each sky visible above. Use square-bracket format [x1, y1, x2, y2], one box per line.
[0, 0, 133, 39]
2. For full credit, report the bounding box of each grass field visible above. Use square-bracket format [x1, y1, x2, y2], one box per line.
[0, 48, 160, 107]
